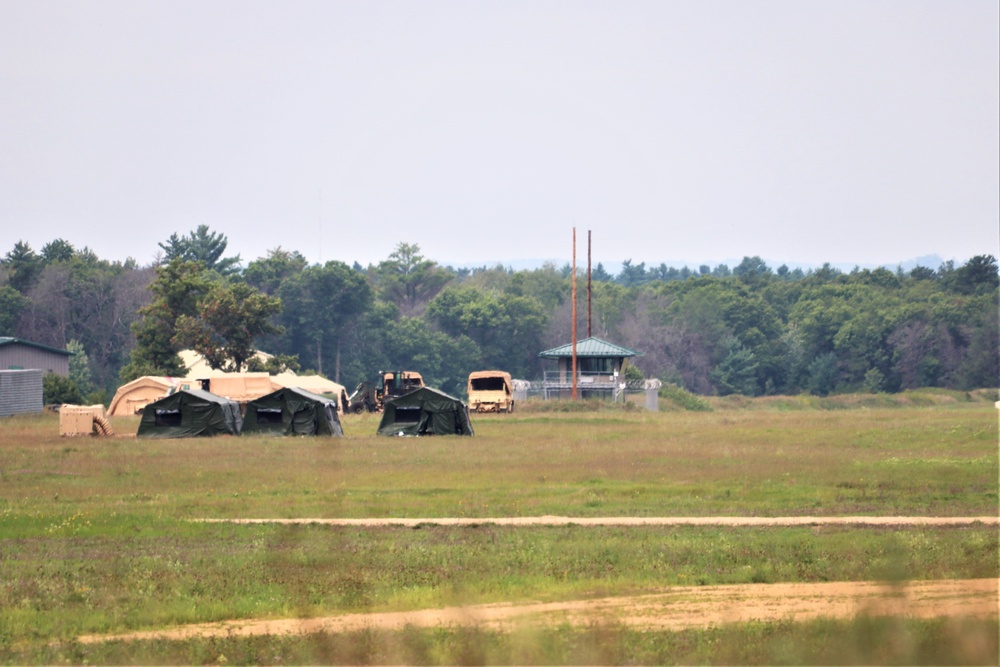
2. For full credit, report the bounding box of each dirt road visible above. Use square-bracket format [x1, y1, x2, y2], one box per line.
[78, 578, 998, 644]
[75, 515, 998, 644]
[197, 515, 999, 527]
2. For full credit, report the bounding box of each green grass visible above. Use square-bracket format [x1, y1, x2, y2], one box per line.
[1, 396, 998, 664]
[20, 617, 1000, 666]
[1, 520, 996, 655]
[2, 401, 996, 519]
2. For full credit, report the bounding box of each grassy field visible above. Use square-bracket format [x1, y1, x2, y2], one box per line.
[1, 389, 997, 664]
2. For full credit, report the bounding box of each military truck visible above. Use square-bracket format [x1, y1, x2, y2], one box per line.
[348, 370, 424, 413]
[467, 370, 514, 413]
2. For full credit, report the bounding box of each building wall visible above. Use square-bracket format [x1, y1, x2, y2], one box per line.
[0, 344, 70, 376]
[0, 369, 44, 416]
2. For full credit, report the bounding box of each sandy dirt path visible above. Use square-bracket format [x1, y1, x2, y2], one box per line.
[77, 517, 996, 644]
[78, 578, 998, 644]
[197, 515, 999, 527]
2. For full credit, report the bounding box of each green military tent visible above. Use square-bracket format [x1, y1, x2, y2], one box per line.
[377, 386, 474, 436]
[242, 386, 344, 436]
[137, 389, 242, 438]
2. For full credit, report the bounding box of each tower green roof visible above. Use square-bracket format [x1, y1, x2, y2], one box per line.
[538, 337, 640, 359]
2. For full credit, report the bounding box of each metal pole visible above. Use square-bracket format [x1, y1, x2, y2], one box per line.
[572, 227, 578, 400]
[587, 229, 592, 338]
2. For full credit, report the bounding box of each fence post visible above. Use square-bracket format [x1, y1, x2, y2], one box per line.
[644, 379, 662, 411]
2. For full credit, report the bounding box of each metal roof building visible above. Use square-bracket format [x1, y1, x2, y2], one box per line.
[538, 336, 640, 400]
[0, 337, 72, 377]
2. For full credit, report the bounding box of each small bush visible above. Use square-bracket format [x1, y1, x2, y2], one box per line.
[658, 383, 713, 411]
[42, 373, 83, 405]
[517, 399, 640, 413]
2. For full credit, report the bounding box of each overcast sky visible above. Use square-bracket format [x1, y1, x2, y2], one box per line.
[1, 0, 997, 270]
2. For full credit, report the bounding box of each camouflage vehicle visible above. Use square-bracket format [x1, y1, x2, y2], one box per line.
[467, 370, 514, 413]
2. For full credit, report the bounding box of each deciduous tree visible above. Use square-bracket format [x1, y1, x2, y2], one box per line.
[173, 282, 284, 372]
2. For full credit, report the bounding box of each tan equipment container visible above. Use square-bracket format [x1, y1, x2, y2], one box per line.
[60, 404, 114, 437]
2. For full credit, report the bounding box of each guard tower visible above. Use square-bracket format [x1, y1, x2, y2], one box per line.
[538, 337, 640, 400]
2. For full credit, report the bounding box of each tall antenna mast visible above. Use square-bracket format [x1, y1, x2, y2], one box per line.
[571, 227, 578, 400]
[587, 229, 592, 338]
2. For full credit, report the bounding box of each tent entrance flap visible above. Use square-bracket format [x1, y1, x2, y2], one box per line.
[255, 408, 283, 425]
[394, 407, 421, 423]
[155, 409, 182, 427]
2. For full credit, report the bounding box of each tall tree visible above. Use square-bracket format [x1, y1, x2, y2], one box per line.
[66, 339, 96, 399]
[733, 256, 773, 284]
[426, 285, 548, 378]
[951, 254, 999, 295]
[173, 282, 283, 372]
[3, 241, 42, 293]
[40, 239, 76, 264]
[158, 225, 242, 276]
[278, 261, 373, 380]
[120, 260, 212, 381]
[616, 259, 649, 286]
[375, 242, 452, 316]
[244, 247, 308, 295]
[0, 285, 27, 334]
[710, 337, 760, 396]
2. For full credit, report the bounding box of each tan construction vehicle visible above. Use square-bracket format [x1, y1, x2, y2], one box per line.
[349, 370, 424, 413]
[467, 370, 514, 413]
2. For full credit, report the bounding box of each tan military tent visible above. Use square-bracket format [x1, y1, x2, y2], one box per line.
[108, 376, 179, 416]
[178, 349, 348, 414]
[199, 373, 275, 404]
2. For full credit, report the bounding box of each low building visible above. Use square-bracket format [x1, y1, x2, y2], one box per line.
[0, 337, 72, 377]
[0, 369, 43, 417]
[538, 336, 640, 400]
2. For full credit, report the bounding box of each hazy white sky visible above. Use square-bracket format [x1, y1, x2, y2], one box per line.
[1, 0, 997, 269]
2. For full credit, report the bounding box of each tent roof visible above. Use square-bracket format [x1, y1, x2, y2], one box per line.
[205, 373, 274, 402]
[270, 373, 346, 396]
[384, 386, 465, 408]
[179, 349, 345, 398]
[149, 387, 237, 406]
[179, 349, 274, 378]
[538, 336, 640, 359]
[109, 376, 178, 413]
[255, 385, 334, 404]
[114, 375, 178, 392]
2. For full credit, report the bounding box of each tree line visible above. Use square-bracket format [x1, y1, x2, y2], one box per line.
[1, 227, 996, 401]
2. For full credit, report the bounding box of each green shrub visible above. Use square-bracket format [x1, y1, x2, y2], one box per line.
[658, 383, 713, 411]
[42, 373, 82, 405]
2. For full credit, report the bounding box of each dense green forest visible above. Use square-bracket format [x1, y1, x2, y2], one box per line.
[1, 227, 997, 402]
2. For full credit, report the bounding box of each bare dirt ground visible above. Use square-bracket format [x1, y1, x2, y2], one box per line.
[76, 516, 999, 644]
[78, 578, 998, 644]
